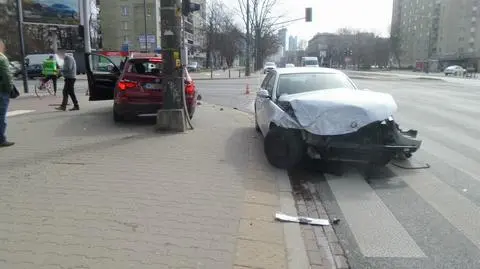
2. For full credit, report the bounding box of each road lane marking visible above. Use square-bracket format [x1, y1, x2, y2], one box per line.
[6, 110, 35, 117]
[326, 171, 426, 258]
[391, 165, 480, 251]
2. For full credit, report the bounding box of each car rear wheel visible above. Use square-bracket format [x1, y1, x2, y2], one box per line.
[113, 109, 125, 123]
[264, 127, 305, 170]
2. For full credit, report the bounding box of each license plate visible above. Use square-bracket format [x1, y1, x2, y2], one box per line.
[144, 83, 162, 90]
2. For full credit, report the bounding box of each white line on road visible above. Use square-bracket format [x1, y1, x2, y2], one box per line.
[326, 171, 426, 258]
[391, 165, 480, 252]
[6, 110, 35, 117]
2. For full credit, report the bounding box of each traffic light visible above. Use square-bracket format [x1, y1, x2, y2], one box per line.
[182, 0, 201, 16]
[305, 7, 312, 22]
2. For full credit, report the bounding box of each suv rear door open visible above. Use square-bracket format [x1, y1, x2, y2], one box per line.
[85, 53, 121, 101]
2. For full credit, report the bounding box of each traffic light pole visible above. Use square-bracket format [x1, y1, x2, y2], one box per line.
[157, 0, 186, 131]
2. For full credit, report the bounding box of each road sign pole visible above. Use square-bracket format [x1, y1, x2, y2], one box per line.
[16, 0, 29, 93]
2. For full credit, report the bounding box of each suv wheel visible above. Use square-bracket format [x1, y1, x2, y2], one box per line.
[264, 127, 305, 169]
[113, 108, 125, 123]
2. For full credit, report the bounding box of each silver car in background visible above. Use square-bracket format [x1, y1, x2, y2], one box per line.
[444, 65, 466, 76]
[263, 62, 276, 74]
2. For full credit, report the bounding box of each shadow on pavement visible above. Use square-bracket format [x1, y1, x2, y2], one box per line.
[53, 106, 164, 138]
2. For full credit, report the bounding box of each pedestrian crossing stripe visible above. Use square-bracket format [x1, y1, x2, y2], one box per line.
[326, 171, 426, 258]
[6, 110, 35, 117]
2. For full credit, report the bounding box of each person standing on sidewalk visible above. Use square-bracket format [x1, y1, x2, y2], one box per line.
[56, 49, 79, 111]
[0, 39, 14, 147]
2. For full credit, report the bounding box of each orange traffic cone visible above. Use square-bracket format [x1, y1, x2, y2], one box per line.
[245, 84, 250, 95]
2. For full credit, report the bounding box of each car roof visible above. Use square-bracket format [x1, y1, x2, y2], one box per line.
[275, 67, 343, 75]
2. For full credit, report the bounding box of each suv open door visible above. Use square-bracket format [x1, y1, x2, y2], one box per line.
[85, 53, 121, 101]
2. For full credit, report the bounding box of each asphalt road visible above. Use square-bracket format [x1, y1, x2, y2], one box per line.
[6, 73, 480, 269]
[198, 74, 480, 269]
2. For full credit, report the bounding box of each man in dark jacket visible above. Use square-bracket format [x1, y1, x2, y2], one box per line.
[0, 39, 14, 147]
[55, 49, 79, 111]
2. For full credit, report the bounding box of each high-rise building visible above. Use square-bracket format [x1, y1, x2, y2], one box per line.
[99, 0, 162, 51]
[288, 35, 298, 51]
[278, 28, 287, 54]
[391, 0, 480, 69]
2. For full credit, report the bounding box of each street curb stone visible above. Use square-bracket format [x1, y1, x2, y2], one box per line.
[275, 169, 311, 269]
[290, 178, 350, 269]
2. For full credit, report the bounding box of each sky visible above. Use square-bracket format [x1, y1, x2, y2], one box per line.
[224, 0, 394, 42]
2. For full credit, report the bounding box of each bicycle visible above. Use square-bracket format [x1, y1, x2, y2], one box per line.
[34, 76, 55, 98]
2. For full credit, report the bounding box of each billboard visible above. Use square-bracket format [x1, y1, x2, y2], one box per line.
[22, 0, 80, 25]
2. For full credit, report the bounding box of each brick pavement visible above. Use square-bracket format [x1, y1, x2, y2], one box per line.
[0, 103, 339, 269]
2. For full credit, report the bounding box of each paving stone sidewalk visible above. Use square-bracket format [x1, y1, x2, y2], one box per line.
[0, 103, 340, 269]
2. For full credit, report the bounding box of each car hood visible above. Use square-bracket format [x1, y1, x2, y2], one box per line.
[274, 88, 398, 136]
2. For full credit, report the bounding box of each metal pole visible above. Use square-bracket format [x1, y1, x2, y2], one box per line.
[144, 0, 148, 52]
[52, 31, 58, 53]
[83, 0, 92, 53]
[16, 0, 29, 93]
[245, 0, 250, 76]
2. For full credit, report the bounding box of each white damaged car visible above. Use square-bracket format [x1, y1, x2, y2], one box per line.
[254, 67, 422, 169]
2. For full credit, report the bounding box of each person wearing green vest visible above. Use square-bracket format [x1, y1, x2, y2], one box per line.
[41, 55, 60, 95]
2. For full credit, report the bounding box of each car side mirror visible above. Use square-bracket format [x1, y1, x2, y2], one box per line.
[257, 89, 271, 99]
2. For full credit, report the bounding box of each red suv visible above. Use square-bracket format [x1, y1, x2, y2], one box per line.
[86, 52, 198, 122]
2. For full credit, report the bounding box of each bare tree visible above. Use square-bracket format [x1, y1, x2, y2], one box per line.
[389, 24, 403, 68]
[202, 0, 243, 68]
[237, 0, 282, 70]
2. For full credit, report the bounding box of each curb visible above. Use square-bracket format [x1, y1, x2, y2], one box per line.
[275, 169, 311, 269]
[290, 175, 350, 269]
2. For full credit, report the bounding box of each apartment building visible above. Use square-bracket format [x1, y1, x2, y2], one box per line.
[183, 0, 207, 64]
[392, 0, 480, 70]
[99, 0, 161, 51]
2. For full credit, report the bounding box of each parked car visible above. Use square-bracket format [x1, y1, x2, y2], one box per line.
[444, 65, 466, 76]
[254, 67, 421, 169]
[26, 64, 43, 79]
[285, 63, 295, 68]
[85, 53, 198, 122]
[187, 62, 199, 72]
[263, 62, 276, 74]
[9, 62, 22, 78]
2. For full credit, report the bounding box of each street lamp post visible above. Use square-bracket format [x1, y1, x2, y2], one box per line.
[16, 0, 29, 93]
[143, 0, 148, 51]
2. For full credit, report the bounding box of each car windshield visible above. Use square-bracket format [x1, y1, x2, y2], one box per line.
[126, 59, 163, 75]
[304, 60, 318, 65]
[277, 72, 356, 96]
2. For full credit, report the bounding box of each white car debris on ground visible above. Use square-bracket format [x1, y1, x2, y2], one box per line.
[254, 67, 422, 170]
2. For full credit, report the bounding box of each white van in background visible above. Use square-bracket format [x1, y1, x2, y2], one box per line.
[25, 53, 64, 68]
[301, 56, 319, 67]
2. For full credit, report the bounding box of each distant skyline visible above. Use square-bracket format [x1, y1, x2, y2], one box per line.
[225, 0, 394, 41]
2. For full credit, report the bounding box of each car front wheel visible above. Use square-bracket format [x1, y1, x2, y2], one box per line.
[264, 127, 305, 170]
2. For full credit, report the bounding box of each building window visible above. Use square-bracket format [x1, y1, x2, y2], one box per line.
[121, 6, 129, 16]
[123, 21, 128, 30]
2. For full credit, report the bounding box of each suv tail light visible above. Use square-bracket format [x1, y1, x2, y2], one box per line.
[118, 80, 138, 91]
[185, 82, 194, 96]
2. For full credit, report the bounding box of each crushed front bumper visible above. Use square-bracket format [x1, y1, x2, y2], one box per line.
[302, 120, 422, 164]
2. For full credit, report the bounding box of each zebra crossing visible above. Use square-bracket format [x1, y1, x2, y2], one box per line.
[6, 110, 35, 117]
[315, 79, 480, 268]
